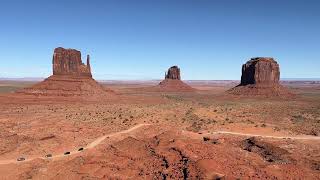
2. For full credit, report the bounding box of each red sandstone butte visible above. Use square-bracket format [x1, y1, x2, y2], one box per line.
[53, 47, 92, 77]
[18, 47, 113, 98]
[165, 66, 181, 80]
[240, 57, 279, 86]
[157, 66, 195, 92]
[228, 57, 293, 97]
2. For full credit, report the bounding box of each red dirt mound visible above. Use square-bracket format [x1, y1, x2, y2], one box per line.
[157, 79, 195, 92]
[228, 84, 293, 97]
[18, 75, 111, 97]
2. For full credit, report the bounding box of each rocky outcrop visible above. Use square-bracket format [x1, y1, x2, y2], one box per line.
[228, 57, 293, 97]
[155, 66, 195, 92]
[240, 57, 279, 86]
[52, 47, 92, 77]
[165, 66, 181, 80]
[18, 47, 114, 99]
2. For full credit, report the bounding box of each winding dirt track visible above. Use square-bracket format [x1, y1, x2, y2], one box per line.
[0, 123, 150, 165]
[0, 123, 319, 165]
[210, 131, 320, 140]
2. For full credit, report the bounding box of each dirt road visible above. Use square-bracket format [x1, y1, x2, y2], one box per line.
[0, 124, 319, 165]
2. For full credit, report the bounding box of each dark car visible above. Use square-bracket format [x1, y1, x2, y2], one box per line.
[17, 157, 25, 161]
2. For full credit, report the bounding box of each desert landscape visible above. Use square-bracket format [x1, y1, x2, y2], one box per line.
[1, 1, 320, 179]
[0, 47, 319, 179]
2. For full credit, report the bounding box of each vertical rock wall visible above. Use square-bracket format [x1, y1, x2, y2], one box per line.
[52, 47, 92, 77]
[165, 66, 181, 80]
[240, 57, 280, 86]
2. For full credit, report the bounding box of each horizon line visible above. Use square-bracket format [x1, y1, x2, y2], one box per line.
[0, 77, 320, 82]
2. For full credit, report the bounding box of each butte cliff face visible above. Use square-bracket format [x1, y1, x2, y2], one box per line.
[165, 66, 181, 80]
[157, 66, 195, 92]
[240, 57, 280, 86]
[18, 47, 114, 99]
[228, 57, 293, 97]
[53, 47, 92, 77]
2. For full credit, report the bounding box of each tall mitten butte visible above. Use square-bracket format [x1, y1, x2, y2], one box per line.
[52, 47, 92, 77]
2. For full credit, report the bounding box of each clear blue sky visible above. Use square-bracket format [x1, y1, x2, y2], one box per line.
[0, 0, 319, 80]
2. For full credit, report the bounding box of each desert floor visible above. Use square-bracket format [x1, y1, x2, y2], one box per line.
[0, 80, 319, 179]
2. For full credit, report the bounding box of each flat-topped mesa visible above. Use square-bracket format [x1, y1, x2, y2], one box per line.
[52, 47, 92, 77]
[165, 66, 181, 80]
[240, 57, 280, 86]
[227, 57, 293, 97]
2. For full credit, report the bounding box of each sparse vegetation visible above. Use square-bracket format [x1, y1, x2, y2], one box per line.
[0, 80, 319, 179]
